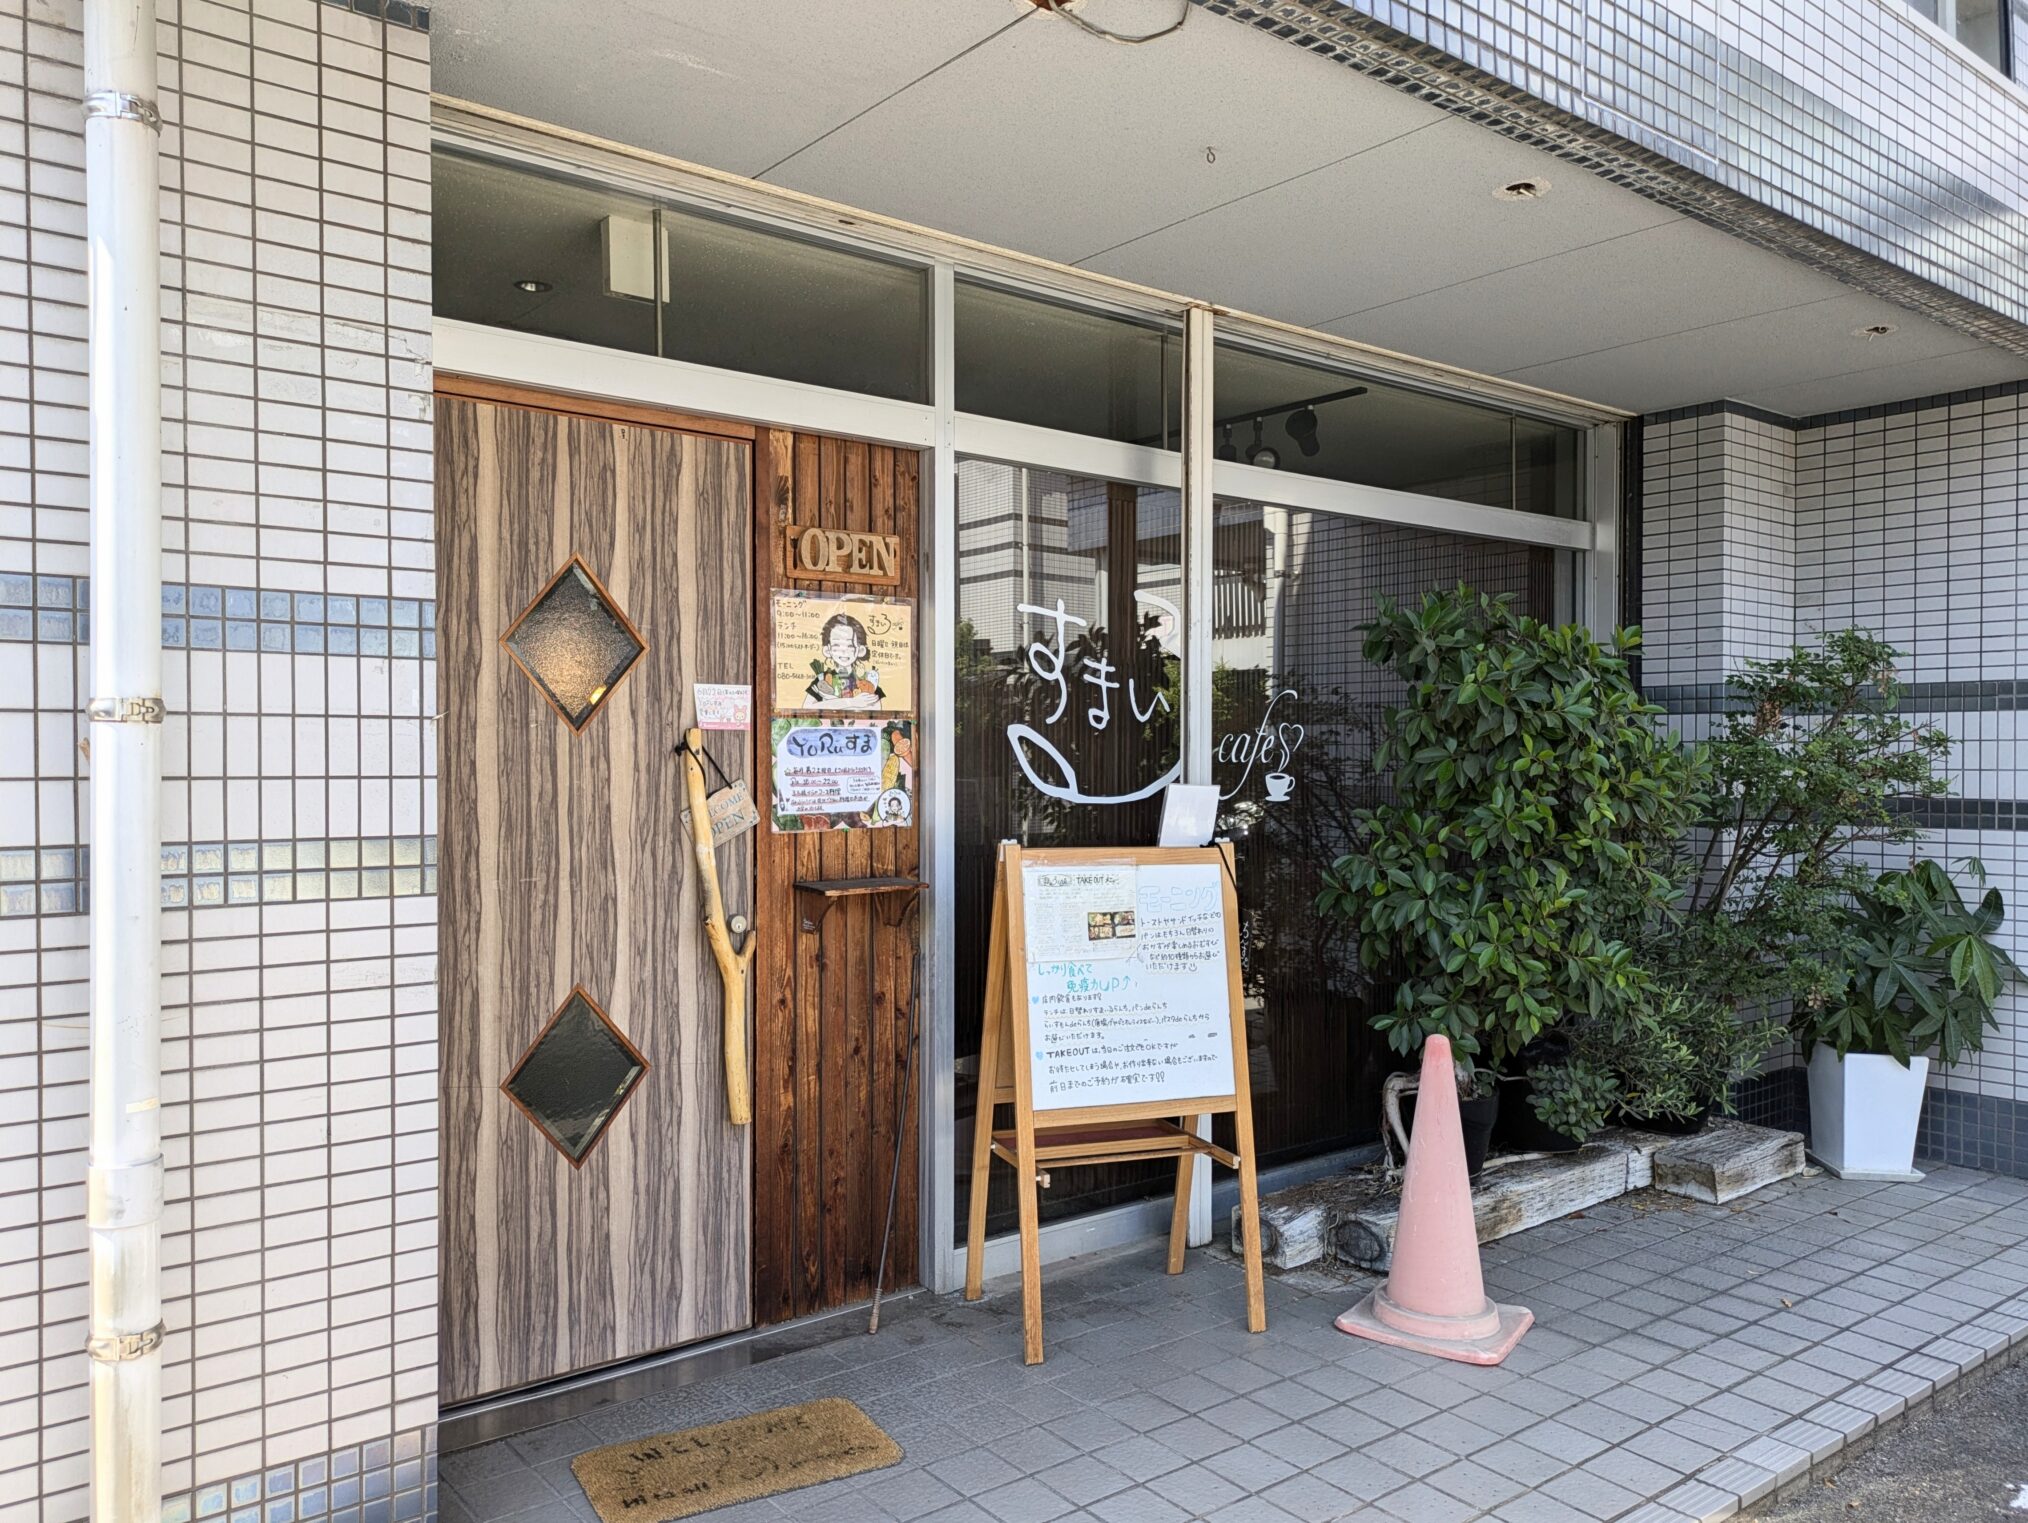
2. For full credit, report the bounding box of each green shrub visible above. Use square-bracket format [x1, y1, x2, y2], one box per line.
[1317, 588, 1702, 1102]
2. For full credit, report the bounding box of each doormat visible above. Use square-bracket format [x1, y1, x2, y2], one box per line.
[570, 1397, 902, 1522]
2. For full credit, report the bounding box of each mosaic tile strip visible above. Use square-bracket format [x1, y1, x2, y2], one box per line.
[0, 844, 88, 917]
[0, 575, 437, 658]
[319, 0, 429, 32]
[1648, 377, 2028, 432]
[1647, 678, 2028, 714]
[162, 1425, 436, 1523]
[1197, 0, 2028, 354]
[1917, 1087, 2028, 1178]
[0, 837, 438, 918]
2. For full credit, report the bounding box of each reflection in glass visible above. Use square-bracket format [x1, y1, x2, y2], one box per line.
[953, 461, 1182, 1239]
[658, 205, 929, 401]
[1215, 342, 1584, 518]
[432, 151, 659, 356]
[502, 557, 646, 731]
[1209, 502, 1556, 1163]
[432, 150, 929, 400]
[956, 280, 1180, 444]
[501, 987, 649, 1166]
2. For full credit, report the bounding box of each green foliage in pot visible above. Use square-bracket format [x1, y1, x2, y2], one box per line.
[1802, 858, 2019, 1066]
[1657, 630, 1953, 1018]
[1316, 588, 1703, 1105]
[1541, 990, 1780, 1132]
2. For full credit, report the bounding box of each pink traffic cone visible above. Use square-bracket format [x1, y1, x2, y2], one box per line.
[1335, 1034, 1532, 1365]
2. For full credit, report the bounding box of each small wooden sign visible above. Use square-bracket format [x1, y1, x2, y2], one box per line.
[784, 524, 902, 586]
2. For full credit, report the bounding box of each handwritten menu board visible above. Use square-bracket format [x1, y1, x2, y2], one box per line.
[1019, 861, 1234, 1111]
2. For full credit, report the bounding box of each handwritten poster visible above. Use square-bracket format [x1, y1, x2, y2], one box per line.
[1021, 861, 1233, 1110]
[769, 718, 914, 832]
[693, 682, 752, 730]
[771, 590, 914, 714]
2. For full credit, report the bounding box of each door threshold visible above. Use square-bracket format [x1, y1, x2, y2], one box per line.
[439, 1287, 926, 1451]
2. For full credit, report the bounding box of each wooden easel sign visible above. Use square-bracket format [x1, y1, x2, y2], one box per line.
[964, 842, 1266, 1364]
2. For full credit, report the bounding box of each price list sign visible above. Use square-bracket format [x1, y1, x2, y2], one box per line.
[1020, 863, 1234, 1111]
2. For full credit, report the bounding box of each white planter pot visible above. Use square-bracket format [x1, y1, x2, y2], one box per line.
[1806, 1044, 1929, 1181]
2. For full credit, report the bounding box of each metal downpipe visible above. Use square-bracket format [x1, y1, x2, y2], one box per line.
[82, 0, 166, 1519]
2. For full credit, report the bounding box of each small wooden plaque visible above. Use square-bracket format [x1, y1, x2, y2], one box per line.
[783, 523, 903, 585]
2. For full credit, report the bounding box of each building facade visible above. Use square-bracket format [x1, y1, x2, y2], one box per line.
[5, 1, 2027, 1520]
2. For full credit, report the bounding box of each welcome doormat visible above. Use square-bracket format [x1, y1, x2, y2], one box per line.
[570, 1397, 902, 1522]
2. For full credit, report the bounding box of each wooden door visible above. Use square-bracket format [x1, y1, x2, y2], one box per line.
[752, 431, 921, 1322]
[436, 383, 754, 1404]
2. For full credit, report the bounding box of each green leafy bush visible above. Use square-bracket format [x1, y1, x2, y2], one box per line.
[1805, 858, 2019, 1065]
[1316, 589, 1702, 1099]
[1659, 630, 1952, 1018]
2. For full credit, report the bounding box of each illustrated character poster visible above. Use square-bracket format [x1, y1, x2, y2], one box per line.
[770, 717, 915, 832]
[771, 590, 914, 714]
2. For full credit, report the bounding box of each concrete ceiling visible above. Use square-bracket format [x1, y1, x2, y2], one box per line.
[431, 0, 2028, 419]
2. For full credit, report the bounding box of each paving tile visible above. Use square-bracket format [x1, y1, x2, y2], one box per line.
[1373, 1480, 1482, 1523]
[977, 1476, 1078, 1523]
[1423, 1457, 1525, 1510]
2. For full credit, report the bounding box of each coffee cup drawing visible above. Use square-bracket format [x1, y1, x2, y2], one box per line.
[1264, 771, 1294, 802]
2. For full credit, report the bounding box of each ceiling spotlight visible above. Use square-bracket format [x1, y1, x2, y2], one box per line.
[1215, 422, 1237, 462]
[1285, 404, 1320, 457]
[1495, 179, 1549, 200]
[513, 278, 553, 294]
[1246, 418, 1279, 471]
[1853, 322, 1898, 338]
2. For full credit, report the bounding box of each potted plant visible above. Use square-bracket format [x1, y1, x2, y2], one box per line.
[1800, 859, 2017, 1179]
[1318, 588, 1702, 1160]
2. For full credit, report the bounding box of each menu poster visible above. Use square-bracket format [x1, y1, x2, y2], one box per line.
[1020, 861, 1234, 1110]
[769, 717, 914, 832]
[771, 590, 914, 714]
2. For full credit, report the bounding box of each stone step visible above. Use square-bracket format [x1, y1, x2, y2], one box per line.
[1235, 1119, 1805, 1272]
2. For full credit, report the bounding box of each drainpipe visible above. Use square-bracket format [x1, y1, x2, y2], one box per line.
[82, 0, 166, 1520]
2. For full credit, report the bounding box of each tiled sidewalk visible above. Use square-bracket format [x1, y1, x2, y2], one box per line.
[442, 1167, 2028, 1523]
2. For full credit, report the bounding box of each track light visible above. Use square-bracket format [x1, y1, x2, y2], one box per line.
[1246, 418, 1279, 471]
[1286, 405, 1319, 457]
[1216, 422, 1237, 462]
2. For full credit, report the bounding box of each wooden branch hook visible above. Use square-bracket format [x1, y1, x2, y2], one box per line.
[682, 727, 754, 1126]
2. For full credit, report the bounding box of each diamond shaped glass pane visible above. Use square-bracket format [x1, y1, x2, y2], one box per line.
[501, 988, 648, 1166]
[502, 558, 645, 731]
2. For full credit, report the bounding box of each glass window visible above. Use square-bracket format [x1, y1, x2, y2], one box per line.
[1215, 342, 1585, 518]
[657, 205, 928, 401]
[433, 151, 659, 356]
[1908, 0, 2008, 70]
[956, 281, 1181, 444]
[1208, 503, 1558, 1165]
[952, 460, 1183, 1239]
[432, 151, 931, 401]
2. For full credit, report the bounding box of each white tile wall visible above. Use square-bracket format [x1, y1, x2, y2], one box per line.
[1640, 410, 1796, 684]
[1642, 390, 2028, 1139]
[0, 2, 433, 1519]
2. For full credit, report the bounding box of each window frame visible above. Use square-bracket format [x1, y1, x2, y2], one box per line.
[429, 104, 1631, 1298]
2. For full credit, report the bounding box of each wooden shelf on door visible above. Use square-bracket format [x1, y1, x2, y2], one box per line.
[792, 876, 923, 932]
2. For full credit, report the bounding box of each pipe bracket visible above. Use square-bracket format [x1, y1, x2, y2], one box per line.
[88, 696, 166, 724]
[81, 90, 162, 132]
[86, 1321, 165, 1364]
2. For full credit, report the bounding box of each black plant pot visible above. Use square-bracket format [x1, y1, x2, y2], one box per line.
[1402, 1086, 1501, 1181]
[1621, 1104, 1708, 1137]
[1496, 1072, 1586, 1153]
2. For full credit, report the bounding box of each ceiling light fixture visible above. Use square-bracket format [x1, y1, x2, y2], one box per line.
[1215, 423, 1237, 462]
[1246, 419, 1279, 471]
[1495, 179, 1549, 200]
[1853, 322, 1898, 338]
[513, 279, 553, 294]
[1285, 405, 1320, 458]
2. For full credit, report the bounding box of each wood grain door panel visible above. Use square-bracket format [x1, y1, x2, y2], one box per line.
[438, 392, 753, 1404]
